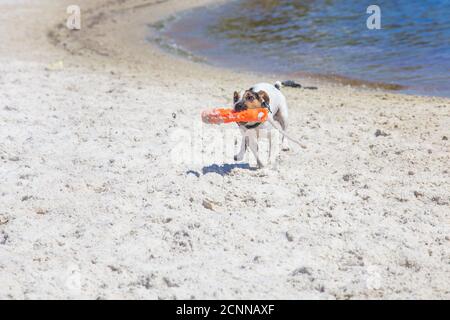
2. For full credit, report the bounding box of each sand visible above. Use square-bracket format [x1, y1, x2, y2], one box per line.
[0, 0, 449, 300]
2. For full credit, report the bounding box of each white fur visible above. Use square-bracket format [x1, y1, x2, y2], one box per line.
[234, 82, 290, 168]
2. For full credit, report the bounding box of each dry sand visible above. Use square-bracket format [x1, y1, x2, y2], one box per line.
[0, 0, 449, 299]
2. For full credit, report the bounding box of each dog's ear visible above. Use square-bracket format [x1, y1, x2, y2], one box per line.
[233, 91, 240, 103]
[257, 90, 270, 104]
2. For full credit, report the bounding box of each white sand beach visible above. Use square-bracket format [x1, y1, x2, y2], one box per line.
[0, 0, 449, 299]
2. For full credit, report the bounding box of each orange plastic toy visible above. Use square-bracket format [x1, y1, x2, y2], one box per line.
[202, 108, 269, 125]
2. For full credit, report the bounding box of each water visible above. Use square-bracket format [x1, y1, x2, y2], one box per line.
[160, 0, 450, 97]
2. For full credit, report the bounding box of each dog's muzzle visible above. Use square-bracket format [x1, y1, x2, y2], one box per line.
[234, 104, 247, 112]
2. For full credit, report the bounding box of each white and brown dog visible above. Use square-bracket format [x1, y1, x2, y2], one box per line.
[233, 81, 290, 168]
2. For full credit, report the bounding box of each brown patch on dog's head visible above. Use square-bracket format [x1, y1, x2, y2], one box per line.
[234, 90, 270, 111]
[257, 90, 270, 105]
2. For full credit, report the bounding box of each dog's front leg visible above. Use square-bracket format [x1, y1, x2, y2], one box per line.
[234, 126, 248, 161]
[234, 129, 248, 161]
[247, 132, 264, 168]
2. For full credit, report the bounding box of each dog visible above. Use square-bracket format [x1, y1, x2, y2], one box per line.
[233, 81, 290, 168]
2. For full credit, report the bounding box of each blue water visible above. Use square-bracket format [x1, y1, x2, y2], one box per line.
[162, 0, 450, 97]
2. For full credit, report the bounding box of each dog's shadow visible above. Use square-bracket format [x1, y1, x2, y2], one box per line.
[186, 163, 256, 177]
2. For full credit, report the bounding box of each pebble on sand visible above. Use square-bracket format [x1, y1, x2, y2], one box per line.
[202, 199, 214, 211]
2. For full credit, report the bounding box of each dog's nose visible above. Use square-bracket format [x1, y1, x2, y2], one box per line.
[234, 104, 247, 112]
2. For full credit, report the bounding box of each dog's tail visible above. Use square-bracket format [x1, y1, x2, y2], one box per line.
[274, 81, 283, 90]
[275, 80, 318, 90]
[267, 118, 307, 149]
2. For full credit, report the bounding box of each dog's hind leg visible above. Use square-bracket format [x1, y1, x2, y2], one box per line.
[274, 105, 290, 151]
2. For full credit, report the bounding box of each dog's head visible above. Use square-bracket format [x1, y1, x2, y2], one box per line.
[233, 89, 270, 112]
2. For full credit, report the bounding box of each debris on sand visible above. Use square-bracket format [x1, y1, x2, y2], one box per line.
[413, 191, 424, 198]
[0, 215, 9, 225]
[45, 60, 64, 71]
[285, 232, 294, 242]
[21, 195, 33, 202]
[343, 174, 355, 182]
[431, 196, 449, 206]
[375, 129, 389, 137]
[291, 267, 312, 276]
[202, 199, 214, 211]
[163, 277, 179, 288]
[0, 232, 9, 245]
[35, 208, 48, 215]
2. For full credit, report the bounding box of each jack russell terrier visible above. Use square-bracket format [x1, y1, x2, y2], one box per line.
[233, 81, 305, 168]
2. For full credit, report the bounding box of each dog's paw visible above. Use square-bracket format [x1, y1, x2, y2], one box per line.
[256, 160, 265, 169]
[282, 142, 290, 151]
[253, 166, 276, 177]
[234, 154, 244, 162]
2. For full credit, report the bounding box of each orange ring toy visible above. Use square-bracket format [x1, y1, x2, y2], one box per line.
[202, 108, 269, 125]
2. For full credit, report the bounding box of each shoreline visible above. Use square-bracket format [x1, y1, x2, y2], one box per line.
[1, 0, 449, 299]
[46, 0, 438, 98]
[47, 0, 448, 99]
[155, 0, 449, 98]
[157, 7, 409, 95]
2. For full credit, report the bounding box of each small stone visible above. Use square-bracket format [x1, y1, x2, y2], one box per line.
[35, 208, 47, 215]
[8, 156, 20, 162]
[408, 171, 414, 176]
[202, 199, 214, 211]
[285, 232, 294, 242]
[431, 196, 448, 206]
[163, 277, 179, 288]
[375, 129, 389, 137]
[413, 191, 423, 198]
[0, 232, 8, 245]
[108, 265, 121, 273]
[291, 267, 312, 276]
[0, 216, 9, 225]
[343, 174, 352, 182]
[163, 218, 172, 224]
[442, 136, 448, 141]
[316, 285, 325, 293]
[21, 195, 32, 201]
